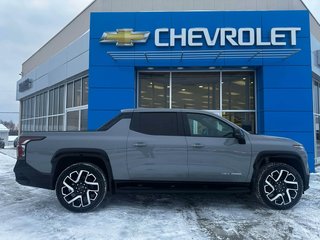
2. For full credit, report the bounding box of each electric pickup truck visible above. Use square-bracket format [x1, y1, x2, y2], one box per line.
[14, 109, 310, 212]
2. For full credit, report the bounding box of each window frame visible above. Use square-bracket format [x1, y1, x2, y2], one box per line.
[130, 111, 184, 136]
[182, 112, 235, 138]
[137, 70, 257, 134]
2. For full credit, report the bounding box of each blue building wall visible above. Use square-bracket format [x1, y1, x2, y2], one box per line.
[89, 11, 315, 171]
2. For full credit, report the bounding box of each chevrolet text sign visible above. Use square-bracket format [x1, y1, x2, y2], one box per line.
[154, 27, 301, 47]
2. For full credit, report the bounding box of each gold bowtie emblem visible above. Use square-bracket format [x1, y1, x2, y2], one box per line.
[100, 29, 150, 46]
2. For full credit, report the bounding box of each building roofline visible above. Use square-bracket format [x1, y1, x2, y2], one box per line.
[300, 0, 320, 26]
[23, 0, 96, 66]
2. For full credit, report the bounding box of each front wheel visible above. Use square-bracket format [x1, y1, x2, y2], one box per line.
[56, 163, 107, 212]
[255, 162, 303, 210]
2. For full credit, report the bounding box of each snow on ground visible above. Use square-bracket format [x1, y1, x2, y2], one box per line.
[0, 148, 319, 240]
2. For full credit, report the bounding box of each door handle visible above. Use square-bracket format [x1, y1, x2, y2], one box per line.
[192, 143, 204, 148]
[133, 142, 147, 147]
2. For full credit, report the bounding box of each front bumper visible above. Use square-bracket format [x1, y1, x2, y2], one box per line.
[14, 159, 54, 190]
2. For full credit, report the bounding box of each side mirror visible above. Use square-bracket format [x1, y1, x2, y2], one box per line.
[234, 128, 246, 144]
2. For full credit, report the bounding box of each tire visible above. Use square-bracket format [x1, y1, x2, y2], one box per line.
[56, 163, 107, 212]
[255, 162, 303, 210]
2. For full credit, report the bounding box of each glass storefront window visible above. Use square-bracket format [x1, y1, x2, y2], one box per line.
[139, 72, 170, 108]
[222, 72, 255, 110]
[21, 75, 88, 132]
[222, 112, 255, 133]
[80, 109, 88, 131]
[172, 72, 220, 109]
[82, 77, 88, 105]
[138, 70, 256, 133]
[67, 82, 73, 108]
[74, 80, 81, 107]
[67, 111, 79, 131]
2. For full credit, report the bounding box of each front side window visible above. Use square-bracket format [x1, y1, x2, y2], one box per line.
[186, 113, 234, 138]
[131, 112, 178, 136]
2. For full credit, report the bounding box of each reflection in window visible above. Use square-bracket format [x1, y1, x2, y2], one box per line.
[222, 72, 255, 110]
[139, 72, 169, 108]
[82, 77, 88, 105]
[67, 111, 79, 131]
[223, 112, 255, 133]
[172, 72, 220, 109]
[67, 82, 73, 108]
[80, 109, 88, 131]
[20, 75, 88, 133]
[186, 113, 234, 138]
[74, 80, 81, 107]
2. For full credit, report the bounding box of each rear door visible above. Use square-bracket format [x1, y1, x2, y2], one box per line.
[184, 112, 252, 182]
[126, 112, 188, 181]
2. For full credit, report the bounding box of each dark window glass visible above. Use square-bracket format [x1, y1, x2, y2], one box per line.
[172, 72, 220, 109]
[59, 86, 65, 114]
[53, 88, 59, 115]
[21, 101, 25, 119]
[35, 95, 40, 117]
[80, 109, 88, 131]
[42, 117, 47, 131]
[39, 94, 43, 117]
[139, 72, 169, 108]
[67, 82, 73, 108]
[53, 116, 58, 131]
[82, 77, 88, 105]
[49, 90, 54, 115]
[66, 111, 79, 131]
[43, 92, 48, 117]
[131, 112, 178, 136]
[222, 112, 255, 133]
[98, 112, 132, 131]
[186, 113, 234, 138]
[74, 80, 81, 107]
[58, 116, 64, 131]
[48, 117, 54, 131]
[31, 97, 35, 118]
[222, 72, 255, 110]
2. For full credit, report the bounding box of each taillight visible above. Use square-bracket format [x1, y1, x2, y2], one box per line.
[17, 136, 46, 159]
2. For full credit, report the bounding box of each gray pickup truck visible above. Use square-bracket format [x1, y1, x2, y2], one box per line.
[14, 108, 310, 212]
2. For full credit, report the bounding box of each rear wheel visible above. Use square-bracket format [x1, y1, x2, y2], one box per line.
[56, 163, 107, 212]
[255, 162, 303, 210]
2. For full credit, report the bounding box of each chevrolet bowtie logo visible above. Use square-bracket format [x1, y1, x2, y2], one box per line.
[100, 29, 150, 46]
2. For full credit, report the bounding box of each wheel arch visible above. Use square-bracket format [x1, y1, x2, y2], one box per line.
[252, 151, 309, 191]
[51, 148, 114, 193]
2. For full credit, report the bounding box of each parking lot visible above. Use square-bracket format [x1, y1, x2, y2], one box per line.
[0, 147, 319, 240]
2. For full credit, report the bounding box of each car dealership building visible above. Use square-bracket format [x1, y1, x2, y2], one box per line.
[16, 0, 320, 172]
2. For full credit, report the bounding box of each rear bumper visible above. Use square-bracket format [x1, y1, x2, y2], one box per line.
[14, 159, 54, 190]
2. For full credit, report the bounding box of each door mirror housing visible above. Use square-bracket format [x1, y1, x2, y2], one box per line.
[234, 128, 246, 144]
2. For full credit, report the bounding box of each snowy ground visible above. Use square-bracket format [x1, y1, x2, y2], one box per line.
[0, 147, 319, 240]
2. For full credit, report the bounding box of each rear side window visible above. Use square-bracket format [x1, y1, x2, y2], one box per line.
[131, 112, 178, 136]
[98, 112, 132, 131]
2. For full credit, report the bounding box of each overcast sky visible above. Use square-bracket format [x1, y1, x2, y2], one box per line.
[0, 0, 319, 124]
[0, 0, 93, 124]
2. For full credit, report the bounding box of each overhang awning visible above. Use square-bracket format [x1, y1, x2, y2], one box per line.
[107, 48, 301, 61]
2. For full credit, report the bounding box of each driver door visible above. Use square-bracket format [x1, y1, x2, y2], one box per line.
[184, 112, 252, 182]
